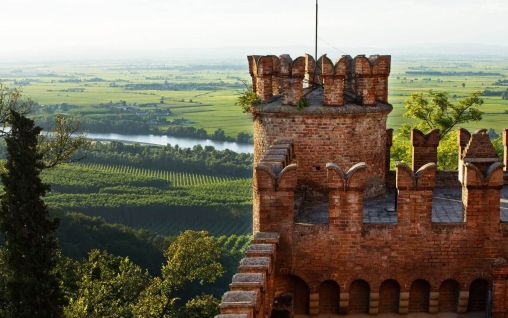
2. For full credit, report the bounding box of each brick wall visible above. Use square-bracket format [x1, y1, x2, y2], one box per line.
[411, 128, 441, 171]
[263, 159, 508, 316]
[253, 110, 390, 198]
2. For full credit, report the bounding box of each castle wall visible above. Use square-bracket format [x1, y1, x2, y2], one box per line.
[276, 161, 508, 316]
[217, 52, 508, 318]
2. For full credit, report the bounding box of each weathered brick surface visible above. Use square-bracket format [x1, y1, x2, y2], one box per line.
[321, 56, 347, 106]
[411, 128, 441, 171]
[459, 128, 501, 184]
[253, 110, 391, 198]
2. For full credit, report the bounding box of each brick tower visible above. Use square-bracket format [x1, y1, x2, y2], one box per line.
[216, 53, 508, 318]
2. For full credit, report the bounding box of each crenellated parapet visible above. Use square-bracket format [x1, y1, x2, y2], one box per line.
[233, 47, 508, 317]
[462, 161, 504, 231]
[326, 163, 367, 226]
[254, 139, 296, 230]
[352, 55, 391, 106]
[458, 128, 501, 183]
[396, 163, 437, 226]
[411, 128, 441, 171]
[279, 55, 306, 106]
[216, 232, 280, 318]
[304, 54, 319, 87]
[321, 55, 348, 106]
[247, 53, 391, 107]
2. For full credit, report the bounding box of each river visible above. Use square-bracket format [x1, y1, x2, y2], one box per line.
[85, 132, 254, 154]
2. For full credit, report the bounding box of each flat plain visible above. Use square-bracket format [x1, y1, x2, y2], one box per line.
[1, 57, 507, 138]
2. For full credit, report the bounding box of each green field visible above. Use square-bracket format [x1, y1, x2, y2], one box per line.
[42, 162, 253, 235]
[1, 57, 507, 136]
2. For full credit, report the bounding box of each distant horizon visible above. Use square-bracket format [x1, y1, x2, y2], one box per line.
[1, 0, 507, 63]
[2, 42, 508, 65]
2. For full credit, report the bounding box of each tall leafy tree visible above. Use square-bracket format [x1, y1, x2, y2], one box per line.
[132, 230, 223, 318]
[64, 250, 150, 318]
[403, 90, 483, 137]
[391, 90, 484, 169]
[0, 85, 87, 317]
[0, 110, 63, 317]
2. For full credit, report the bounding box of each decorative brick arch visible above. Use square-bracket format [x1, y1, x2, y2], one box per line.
[409, 279, 430, 312]
[379, 279, 400, 313]
[439, 279, 460, 313]
[348, 279, 370, 314]
[318, 280, 340, 314]
[288, 275, 310, 315]
[468, 278, 490, 313]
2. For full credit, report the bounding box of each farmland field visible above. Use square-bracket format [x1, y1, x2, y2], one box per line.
[1, 57, 507, 137]
[42, 162, 253, 236]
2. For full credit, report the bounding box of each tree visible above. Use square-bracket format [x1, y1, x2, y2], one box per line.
[403, 90, 483, 137]
[178, 294, 219, 318]
[0, 110, 64, 318]
[391, 90, 484, 170]
[64, 250, 150, 318]
[132, 231, 223, 318]
[0, 85, 87, 317]
[0, 247, 9, 318]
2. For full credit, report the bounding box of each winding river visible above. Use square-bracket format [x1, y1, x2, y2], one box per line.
[85, 132, 254, 154]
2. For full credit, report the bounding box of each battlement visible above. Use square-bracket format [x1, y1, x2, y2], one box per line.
[246, 126, 508, 317]
[247, 54, 391, 107]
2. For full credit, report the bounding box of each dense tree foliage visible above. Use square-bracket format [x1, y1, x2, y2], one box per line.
[403, 90, 483, 137]
[54, 209, 169, 274]
[165, 126, 253, 144]
[0, 110, 64, 318]
[63, 231, 225, 318]
[65, 250, 151, 318]
[74, 141, 252, 177]
[132, 231, 223, 317]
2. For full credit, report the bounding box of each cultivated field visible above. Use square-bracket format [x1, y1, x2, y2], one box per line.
[1, 57, 507, 137]
[42, 163, 253, 235]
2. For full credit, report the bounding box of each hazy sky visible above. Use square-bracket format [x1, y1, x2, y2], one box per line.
[1, 0, 507, 61]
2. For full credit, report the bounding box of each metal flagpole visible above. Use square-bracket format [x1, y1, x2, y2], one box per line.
[313, 0, 319, 88]
[315, 0, 318, 63]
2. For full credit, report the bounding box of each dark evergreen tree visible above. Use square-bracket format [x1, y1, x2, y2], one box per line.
[0, 110, 63, 318]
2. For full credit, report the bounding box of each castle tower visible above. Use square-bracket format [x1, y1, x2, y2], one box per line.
[249, 54, 392, 233]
